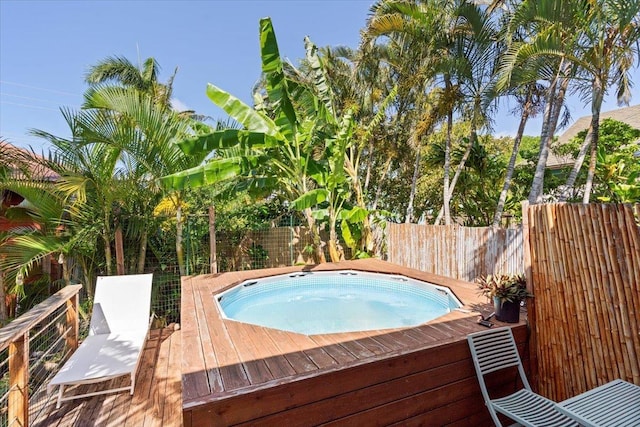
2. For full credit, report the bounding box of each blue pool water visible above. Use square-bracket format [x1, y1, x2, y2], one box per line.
[216, 270, 462, 335]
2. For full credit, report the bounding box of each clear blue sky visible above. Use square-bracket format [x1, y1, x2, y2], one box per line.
[1, 0, 639, 152]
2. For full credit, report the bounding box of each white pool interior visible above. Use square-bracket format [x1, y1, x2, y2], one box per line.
[215, 270, 463, 335]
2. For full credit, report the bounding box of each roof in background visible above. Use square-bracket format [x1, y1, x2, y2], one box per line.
[547, 104, 640, 169]
[0, 140, 58, 181]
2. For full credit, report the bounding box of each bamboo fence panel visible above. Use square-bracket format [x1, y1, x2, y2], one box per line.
[526, 203, 640, 401]
[386, 223, 524, 282]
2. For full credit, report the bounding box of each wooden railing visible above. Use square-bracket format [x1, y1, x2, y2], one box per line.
[0, 285, 81, 427]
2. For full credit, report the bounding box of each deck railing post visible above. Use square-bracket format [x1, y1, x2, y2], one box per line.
[66, 292, 79, 351]
[0, 284, 82, 426]
[8, 332, 29, 427]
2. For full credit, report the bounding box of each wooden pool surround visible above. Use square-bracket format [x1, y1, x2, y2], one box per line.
[181, 259, 529, 426]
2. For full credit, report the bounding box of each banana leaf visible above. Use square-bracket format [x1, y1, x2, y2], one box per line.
[260, 18, 298, 139]
[206, 83, 281, 138]
[291, 188, 330, 210]
[159, 155, 264, 190]
[176, 129, 278, 155]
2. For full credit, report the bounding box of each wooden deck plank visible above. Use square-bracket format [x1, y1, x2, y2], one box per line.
[144, 328, 171, 427]
[199, 280, 250, 393]
[97, 384, 131, 426]
[224, 321, 276, 384]
[244, 324, 297, 378]
[162, 329, 183, 427]
[180, 277, 211, 400]
[123, 329, 161, 427]
[263, 328, 321, 373]
[308, 333, 359, 365]
[182, 260, 528, 426]
[35, 328, 182, 427]
[198, 282, 246, 392]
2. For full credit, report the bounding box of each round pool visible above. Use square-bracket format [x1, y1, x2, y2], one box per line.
[215, 270, 462, 335]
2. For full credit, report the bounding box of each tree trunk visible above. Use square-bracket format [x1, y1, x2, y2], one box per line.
[176, 206, 186, 276]
[434, 127, 476, 225]
[136, 229, 148, 274]
[582, 118, 599, 203]
[103, 212, 113, 275]
[560, 82, 604, 203]
[0, 271, 7, 323]
[493, 105, 530, 226]
[405, 149, 421, 223]
[372, 157, 393, 211]
[327, 211, 343, 262]
[115, 225, 125, 275]
[363, 139, 374, 192]
[443, 110, 453, 225]
[560, 84, 605, 203]
[303, 208, 326, 264]
[528, 69, 569, 203]
[61, 254, 70, 286]
[209, 206, 217, 274]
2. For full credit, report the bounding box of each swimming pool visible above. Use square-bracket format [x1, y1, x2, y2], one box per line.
[215, 270, 463, 335]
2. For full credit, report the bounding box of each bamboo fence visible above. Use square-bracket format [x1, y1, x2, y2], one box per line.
[386, 223, 524, 282]
[525, 203, 640, 401]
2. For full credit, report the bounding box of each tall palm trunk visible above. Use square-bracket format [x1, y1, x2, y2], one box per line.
[560, 83, 605, 202]
[103, 213, 113, 275]
[137, 229, 148, 273]
[434, 127, 477, 225]
[176, 206, 186, 276]
[443, 110, 453, 225]
[493, 102, 531, 225]
[372, 157, 393, 211]
[528, 66, 569, 204]
[61, 253, 71, 286]
[560, 82, 604, 203]
[405, 149, 421, 223]
[0, 272, 6, 322]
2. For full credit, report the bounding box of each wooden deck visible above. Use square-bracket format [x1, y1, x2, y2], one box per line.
[33, 327, 182, 427]
[182, 259, 529, 426]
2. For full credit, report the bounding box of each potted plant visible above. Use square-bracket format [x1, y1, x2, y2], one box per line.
[477, 273, 530, 323]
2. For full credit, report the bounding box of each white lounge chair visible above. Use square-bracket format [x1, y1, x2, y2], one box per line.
[48, 273, 153, 409]
[467, 327, 578, 427]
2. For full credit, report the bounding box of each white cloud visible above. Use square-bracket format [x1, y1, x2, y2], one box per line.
[170, 98, 190, 112]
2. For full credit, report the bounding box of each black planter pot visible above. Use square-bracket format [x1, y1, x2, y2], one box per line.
[494, 297, 520, 323]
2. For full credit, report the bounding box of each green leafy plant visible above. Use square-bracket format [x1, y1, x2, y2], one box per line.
[477, 273, 530, 303]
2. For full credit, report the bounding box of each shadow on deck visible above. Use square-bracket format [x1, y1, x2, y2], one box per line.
[33, 327, 182, 427]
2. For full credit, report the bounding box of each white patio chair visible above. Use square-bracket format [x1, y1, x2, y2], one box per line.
[467, 327, 578, 427]
[48, 273, 153, 409]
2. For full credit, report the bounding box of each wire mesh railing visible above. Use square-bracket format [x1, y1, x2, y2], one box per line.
[0, 285, 81, 427]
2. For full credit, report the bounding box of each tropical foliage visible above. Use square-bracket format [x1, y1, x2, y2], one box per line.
[1, 0, 639, 316]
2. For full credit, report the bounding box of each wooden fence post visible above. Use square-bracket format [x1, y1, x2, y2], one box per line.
[8, 333, 29, 427]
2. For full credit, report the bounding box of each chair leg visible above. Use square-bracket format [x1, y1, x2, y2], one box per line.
[56, 385, 64, 409]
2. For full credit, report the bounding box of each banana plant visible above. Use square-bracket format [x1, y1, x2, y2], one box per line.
[161, 18, 328, 263]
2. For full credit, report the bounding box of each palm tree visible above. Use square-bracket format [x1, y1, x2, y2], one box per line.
[85, 55, 176, 108]
[365, 0, 455, 223]
[497, 0, 586, 203]
[492, 82, 545, 225]
[367, 0, 500, 225]
[558, 0, 640, 202]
